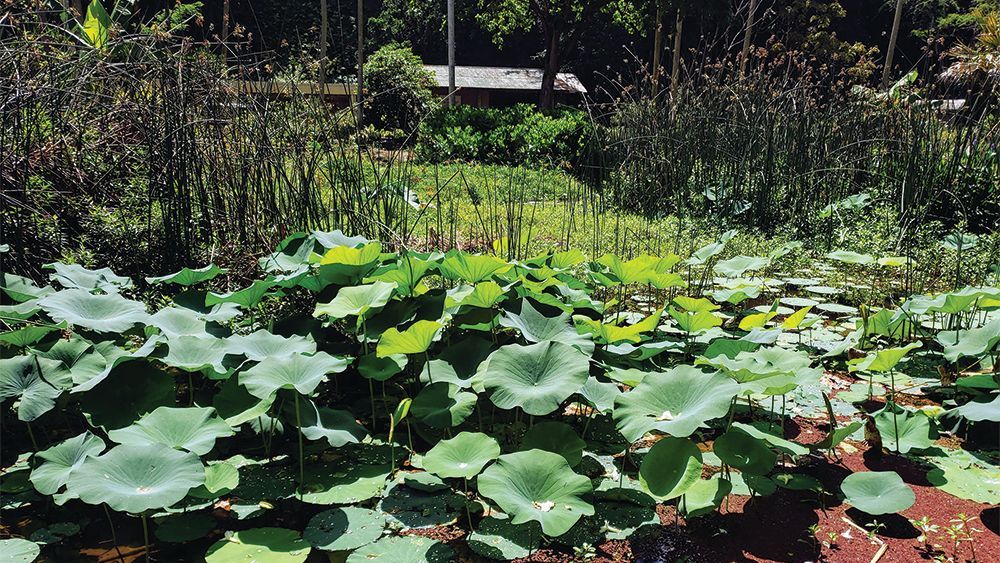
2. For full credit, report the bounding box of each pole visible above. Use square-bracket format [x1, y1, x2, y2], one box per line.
[319, 0, 328, 90]
[651, 6, 663, 97]
[881, 0, 905, 89]
[357, 0, 365, 125]
[740, 0, 758, 77]
[448, 0, 456, 106]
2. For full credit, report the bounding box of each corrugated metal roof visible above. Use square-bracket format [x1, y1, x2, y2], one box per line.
[423, 65, 587, 94]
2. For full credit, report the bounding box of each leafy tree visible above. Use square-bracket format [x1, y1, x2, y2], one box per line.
[363, 44, 437, 131]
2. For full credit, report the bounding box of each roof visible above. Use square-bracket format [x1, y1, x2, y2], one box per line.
[423, 65, 587, 94]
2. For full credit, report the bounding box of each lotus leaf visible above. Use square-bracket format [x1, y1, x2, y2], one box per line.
[0, 355, 68, 421]
[303, 506, 385, 551]
[205, 528, 310, 563]
[423, 431, 500, 479]
[38, 289, 148, 333]
[346, 536, 453, 563]
[411, 382, 477, 427]
[713, 428, 777, 475]
[313, 281, 396, 319]
[479, 341, 590, 416]
[147, 265, 226, 286]
[521, 421, 587, 467]
[240, 351, 348, 400]
[840, 471, 915, 515]
[376, 320, 442, 357]
[107, 406, 234, 455]
[638, 437, 702, 500]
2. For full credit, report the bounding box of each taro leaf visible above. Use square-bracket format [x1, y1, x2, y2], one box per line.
[30, 432, 105, 496]
[107, 406, 234, 455]
[825, 251, 875, 265]
[614, 366, 740, 441]
[346, 536, 453, 563]
[213, 377, 273, 426]
[411, 382, 477, 428]
[205, 528, 310, 563]
[874, 405, 937, 453]
[81, 0, 111, 48]
[299, 463, 390, 505]
[146, 265, 226, 287]
[240, 352, 348, 400]
[77, 360, 174, 430]
[313, 281, 396, 320]
[848, 342, 921, 373]
[206, 280, 279, 309]
[189, 461, 240, 499]
[439, 252, 511, 283]
[500, 298, 594, 353]
[713, 255, 770, 277]
[950, 393, 1000, 422]
[477, 450, 594, 537]
[680, 476, 732, 518]
[638, 437, 702, 500]
[358, 352, 407, 381]
[225, 330, 316, 362]
[38, 289, 148, 333]
[304, 507, 385, 551]
[66, 445, 205, 513]
[154, 513, 216, 543]
[147, 307, 210, 338]
[297, 399, 367, 447]
[45, 262, 131, 292]
[0, 355, 68, 421]
[0, 538, 39, 562]
[840, 471, 915, 515]
[520, 421, 586, 467]
[161, 336, 230, 377]
[712, 428, 777, 475]
[422, 431, 501, 480]
[1, 273, 54, 303]
[479, 341, 590, 416]
[467, 517, 541, 560]
[375, 320, 442, 357]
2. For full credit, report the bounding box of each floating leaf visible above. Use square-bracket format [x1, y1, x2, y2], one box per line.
[304, 507, 385, 551]
[205, 528, 310, 563]
[467, 517, 541, 560]
[0, 538, 39, 563]
[345, 536, 452, 563]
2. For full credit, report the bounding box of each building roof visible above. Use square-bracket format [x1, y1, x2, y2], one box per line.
[423, 65, 587, 94]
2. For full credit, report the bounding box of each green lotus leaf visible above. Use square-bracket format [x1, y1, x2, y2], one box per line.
[411, 382, 477, 428]
[377, 482, 466, 529]
[668, 307, 723, 334]
[925, 450, 1000, 504]
[205, 528, 310, 563]
[638, 437, 702, 500]
[173, 290, 243, 322]
[38, 289, 148, 333]
[107, 406, 234, 455]
[29, 432, 105, 496]
[713, 428, 777, 475]
[940, 232, 978, 252]
[841, 471, 915, 515]
[358, 352, 407, 381]
[190, 461, 240, 499]
[154, 513, 216, 543]
[0, 300, 41, 322]
[147, 307, 211, 338]
[0, 538, 39, 562]
[950, 393, 1000, 422]
[942, 319, 1000, 362]
[69, 335, 164, 393]
[478, 450, 594, 537]
[448, 281, 506, 309]
[304, 507, 386, 551]
[376, 320, 442, 357]
[369, 253, 436, 296]
[579, 376, 620, 413]
[479, 341, 590, 416]
[731, 422, 809, 457]
[596, 253, 677, 285]
[31, 337, 107, 386]
[161, 336, 230, 377]
[66, 445, 205, 513]
[146, 265, 227, 286]
[681, 476, 732, 518]
[423, 431, 501, 479]
[317, 242, 384, 286]
[713, 255, 770, 277]
[848, 341, 921, 372]
[0, 324, 65, 348]
[402, 471, 449, 492]
[297, 399, 368, 447]
[500, 298, 594, 353]
[240, 352, 348, 400]
[2, 273, 55, 303]
[207, 280, 279, 309]
[225, 330, 316, 362]
[573, 309, 662, 345]
[313, 281, 396, 320]
[213, 377, 273, 426]
[467, 517, 541, 560]
[684, 230, 736, 266]
[439, 252, 511, 283]
[299, 463, 390, 505]
[614, 365, 740, 441]
[773, 473, 824, 491]
[346, 535, 453, 563]
[520, 421, 586, 467]
[0, 355, 69, 421]
[45, 262, 132, 292]
[77, 360, 175, 430]
[874, 405, 937, 453]
[825, 250, 875, 265]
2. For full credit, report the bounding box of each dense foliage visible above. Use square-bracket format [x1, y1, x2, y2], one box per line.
[363, 44, 437, 133]
[1, 232, 997, 561]
[416, 104, 593, 167]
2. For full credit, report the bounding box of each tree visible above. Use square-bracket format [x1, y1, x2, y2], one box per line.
[477, 0, 619, 109]
[363, 44, 437, 131]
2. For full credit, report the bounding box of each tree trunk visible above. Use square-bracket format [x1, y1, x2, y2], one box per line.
[881, 0, 905, 89]
[740, 0, 758, 77]
[539, 24, 560, 110]
[319, 0, 328, 89]
[651, 7, 664, 97]
[222, 0, 231, 40]
[670, 8, 683, 101]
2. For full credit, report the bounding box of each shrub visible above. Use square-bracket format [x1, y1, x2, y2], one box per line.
[363, 44, 437, 133]
[415, 104, 593, 169]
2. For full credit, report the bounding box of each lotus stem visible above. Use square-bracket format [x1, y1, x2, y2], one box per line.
[890, 371, 899, 453]
[368, 378, 377, 432]
[141, 513, 150, 563]
[464, 478, 475, 532]
[294, 392, 305, 496]
[24, 421, 38, 452]
[103, 504, 124, 562]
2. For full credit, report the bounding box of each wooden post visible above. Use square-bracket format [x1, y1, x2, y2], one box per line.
[740, 0, 758, 77]
[881, 0, 905, 89]
[448, 0, 456, 106]
[357, 0, 365, 125]
[651, 6, 664, 97]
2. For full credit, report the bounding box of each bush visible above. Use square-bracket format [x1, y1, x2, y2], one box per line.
[363, 44, 436, 133]
[415, 104, 593, 168]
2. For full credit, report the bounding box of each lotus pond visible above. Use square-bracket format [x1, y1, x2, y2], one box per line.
[0, 232, 997, 562]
